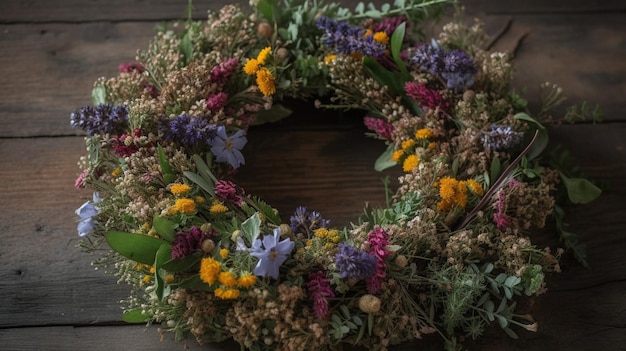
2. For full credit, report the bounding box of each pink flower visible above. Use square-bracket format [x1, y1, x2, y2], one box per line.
[118, 62, 144, 73]
[206, 92, 228, 111]
[215, 180, 245, 206]
[364, 116, 394, 140]
[405, 82, 449, 114]
[493, 190, 510, 229]
[75, 169, 88, 189]
[365, 228, 391, 294]
[210, 58, 239, 85]
[307, 270, 334, 319]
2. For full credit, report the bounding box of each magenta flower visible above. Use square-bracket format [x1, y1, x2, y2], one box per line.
[364, 117, 394, 140]
[210, 58, 239, 85]
[209, 126, 247, 169]
[405, 82, 449, 113]
[365, 228, 391, 294]
[171, 226, 210, 260]
[215, 180, 245, 206]
[307, 270, 335, 319]
[206, 92, 228, 111]
[250, 228, 294, 279]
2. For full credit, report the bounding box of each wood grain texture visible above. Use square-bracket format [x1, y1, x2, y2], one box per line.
[1, 0, 625, 350]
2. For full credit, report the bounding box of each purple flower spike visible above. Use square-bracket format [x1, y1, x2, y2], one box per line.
[335, 243, 377, 280]
[209, 126, 247, 169]
[250, 228, 295, 279]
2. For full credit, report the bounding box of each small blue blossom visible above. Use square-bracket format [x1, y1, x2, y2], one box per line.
[335, 243, 377, 280]
[250, 228, 295, 279]
[482, 124, 524, 151]
[163, 114, 217, 149]
[75, 192, 100, 237]
[209, 126, 247, 169]
[70, 104, 128, 136]
[316, 16, 387, 58]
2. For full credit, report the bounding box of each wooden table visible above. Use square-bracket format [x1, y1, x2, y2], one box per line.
[1, 0, 624, 350]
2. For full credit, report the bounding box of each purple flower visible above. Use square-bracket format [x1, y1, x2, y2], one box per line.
[371, 15, 408, 37]
[209, 126, 247, 169]
[316, 16, 387, 58]
[410, 42, 477, 91]
[171, 226, 210, 260]
[75, 192, 100, 237]
[163, 114, 217, 149]
[481, 124, 524, 151]
[289, 206, 330, 234]
[335, 243, 377, 280]
[70, 104, 128, 136]
[307, 270, 335, 319]
[250, 228, 295, 279]
[118, 62, 144, 73]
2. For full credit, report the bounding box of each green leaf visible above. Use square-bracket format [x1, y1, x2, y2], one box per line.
[105, 231, 169, 265]
[91, 85, 107, 106]
[256, 0, 275, 22]
[154, 244, 171, 300]
[241, 213, 262, 244]
[496, 315, 508, 328]
[514, 113, 548, 160]
[503, 327, 519, 339]
[157, 145, 175, 181]
[179, 31, 193, 65]
[122, 309, 151, 323]
[559, 172, 602, 204]
[390, 22, 408, 76]
[252, 103, 293, 126]
[161, 253, 199, 272]
[183, 171, 214, 196]
[374, 144, 396, 171]
[153, 216, 178, 242]
[363, 56, 404, 95]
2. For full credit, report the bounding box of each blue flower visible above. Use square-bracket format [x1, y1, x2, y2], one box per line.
[70, 104, 128, 136]
[335, 243, 377, 280]
[209, 126, 247, 169]
[250, 228, 295, 279]
[289, 206, 331, 234]
[163, 114, 217, 149]
[316, 16, 387, 58]
[75, 192, 100, 237]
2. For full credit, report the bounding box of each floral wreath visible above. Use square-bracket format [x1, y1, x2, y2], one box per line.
[72, 1, 602, 350]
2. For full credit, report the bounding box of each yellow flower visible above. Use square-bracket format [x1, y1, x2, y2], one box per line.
[256, 67, 276, 96]
[427, 142, 437, 150]
[243, 58, 260, 75]
[218, 271, 237, 287]
[439, 177, 459, 201]
[200, 257, 221, 285]
[363, 29, 373, 37]
[392, 149, 404, 162]
[219, 248, 229, 259]
[210, 200, 228, 215]
[401, 139, 415, 150]
[402, 155, 419, 173]
[256, 46, 272, 65]
[195, 196, 205, 203]
[143, 275, 151, 284]
[165, 274, 175, 284]
[467, 179, 484, 196]
[175, 198, 196, 214]
[324, 54, 337, 64]
[415, 128, 433, 140]
[169, 183, 191, 195]
[111, 167, 121, 177]
[237, 274, 256, 288]
[373, 31, 389, 45]
[215, 288, 240, 300]
[314, 228, 329, 238]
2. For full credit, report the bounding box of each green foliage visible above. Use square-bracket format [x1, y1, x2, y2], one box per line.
[184, 154, 216, 197]
[153, 216, 178, 242]
[559, 172, 602, 205]
[122, 309, 151, 323]
[374, 144, 397, 171]
[330, 305, 364, 340]
[91, 85, 107, 106]
[241, 213, 262, 245]
[158, 145, 178, 184]
[564, 101, 603, 124]
[105, 231, 169, 265]
[513, 113, 548, 161]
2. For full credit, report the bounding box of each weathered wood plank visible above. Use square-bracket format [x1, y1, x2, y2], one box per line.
[1, 0, 624, 23]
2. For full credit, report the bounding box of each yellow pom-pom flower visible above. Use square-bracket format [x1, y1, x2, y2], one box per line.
[415, 128, 433, 140]
[169, 183, 191, 195]
[174, 198, 196, 214]
[210, 200, 229, 215]
[218, 271, 238, 287]
[256, 67, 276, 96]
[199, 257, 221, 285]
[243, 58, 260, 75]
[373, 31, 389, 45]
[237, 274, 256, 288]
[467, 179, 484, 196]
[402, 154, 419, 173]
[392, 149, 404, 162]
[324, 54, 337, 64]
[256, 46, 272, 65]
[401, 139, 416, 150]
